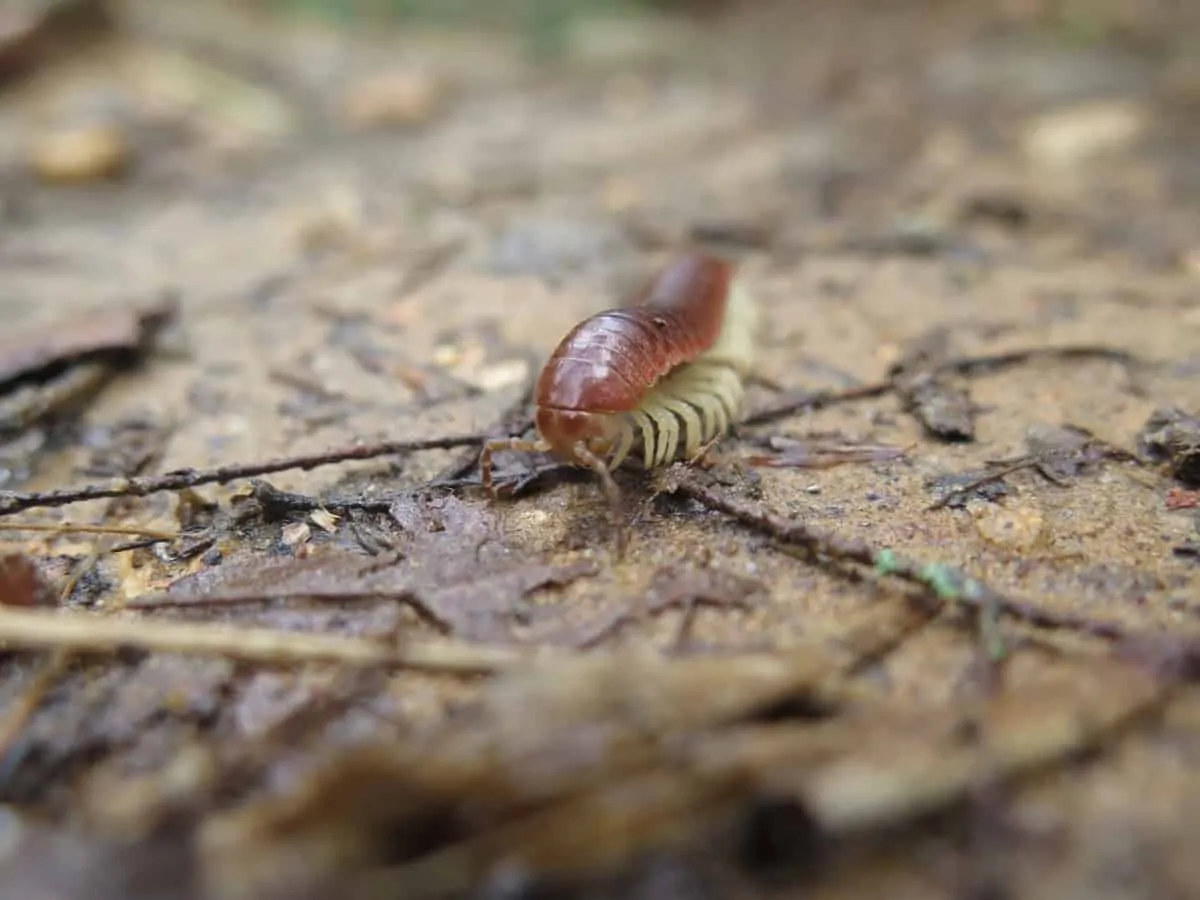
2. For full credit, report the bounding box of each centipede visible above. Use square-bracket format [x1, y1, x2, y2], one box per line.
[481, 251, 759, 544]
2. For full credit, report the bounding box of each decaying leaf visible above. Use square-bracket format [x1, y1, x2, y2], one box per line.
[129, 527, 598, 642]
[743, 434, 908, 469]
[1138, 407, 1200, 485]
[0, 299, 176, 389]
[0, 553, 56, 607]
[197, 649, 840, 897]
[0, 297, 177, 441]
[888, 330, 975, 442]
[192, 652, 1163, 900]
[0, 362, 115, 439]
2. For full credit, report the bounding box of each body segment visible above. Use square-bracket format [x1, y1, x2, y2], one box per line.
[480, 251, 758, 545]
[534, 253, 734, 415]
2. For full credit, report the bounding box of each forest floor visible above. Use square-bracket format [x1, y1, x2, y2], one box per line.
[1, 1, 1199, 898]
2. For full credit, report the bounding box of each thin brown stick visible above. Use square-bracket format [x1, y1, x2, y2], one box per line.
[0, 607, 530, 674]
[740, 382, 891, 427]
[927, 431, 1140, 512]
[739, 345, 1143, 429]
[926, 459, 1040, 511]
[0, 433, 485, 517]
[125, 588, 454, 637]
[665, 470, 1149, 644]
[944, 345, 1142, 376]
[245, 479, 396, 517]
[0, 521, 178, 540]
[59, 543, 104, 605]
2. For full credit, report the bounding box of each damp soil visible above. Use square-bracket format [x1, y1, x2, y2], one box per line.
[0, 2, 1199, 899]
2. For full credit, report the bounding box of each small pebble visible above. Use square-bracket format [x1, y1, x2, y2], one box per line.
[432, 344, 462, 367]
[29, 123, 131, 184]
[506, 507, 569, 552]
[806, 484, 821, 494]
[1021, 100, 1143, 168]
[281, 521, 312, 547]
[971, 500, 1045, 551]
[473, 359, 530, 392]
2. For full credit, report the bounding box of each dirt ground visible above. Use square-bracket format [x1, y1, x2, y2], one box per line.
[1, 1, 1199, 898]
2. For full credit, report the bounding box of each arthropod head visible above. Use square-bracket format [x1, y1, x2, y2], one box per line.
[534, 407, 618, 465]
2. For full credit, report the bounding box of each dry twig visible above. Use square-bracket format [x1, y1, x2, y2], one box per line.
[0, 520, 177, 540]
[0, 433, 484, 517]
[0, 607, 530, 674]
[740, 345, 1144, 429]
[665, 469, 1153, 645]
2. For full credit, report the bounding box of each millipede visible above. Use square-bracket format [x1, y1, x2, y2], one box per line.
[481, 250, 759, 542]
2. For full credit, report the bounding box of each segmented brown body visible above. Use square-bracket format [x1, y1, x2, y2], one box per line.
[534, 255, 733, 415]
[481, 251, 757, 546]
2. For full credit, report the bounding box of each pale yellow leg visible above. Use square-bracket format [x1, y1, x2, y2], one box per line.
[711, 392, 730, 436]
[712, 370, 745, 429]
[643, 403, 680, 467]
[658, 391, 705, 457]
[629, 410, 656, 469]
[689, 388, 720, 441]
[609, 418, 636, 471]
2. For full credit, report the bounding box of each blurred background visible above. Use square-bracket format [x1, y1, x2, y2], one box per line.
[2, 6, 1200, 899]
[2, 0, 1197, 226]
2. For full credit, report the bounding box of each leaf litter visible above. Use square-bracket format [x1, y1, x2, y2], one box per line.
[0, 2, 1199, 899]
[0, 298, 175, 391]
[888, 329, 977, 443]
[1137, 407, 1200, 486]
[0, 552, 57, 608]
[127, 495, 598, 643]
[190, 652, 1165, 900]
